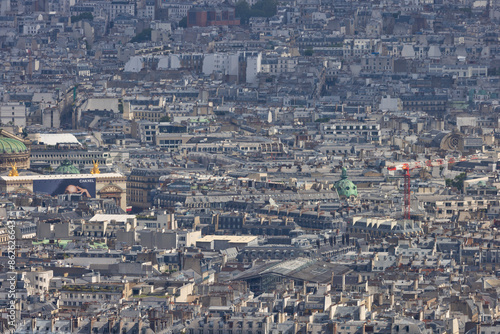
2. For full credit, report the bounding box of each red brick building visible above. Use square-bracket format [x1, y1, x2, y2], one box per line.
[187, 7, 240, 27]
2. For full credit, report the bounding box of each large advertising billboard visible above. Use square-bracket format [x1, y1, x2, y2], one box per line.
[33, 178, 96, 198]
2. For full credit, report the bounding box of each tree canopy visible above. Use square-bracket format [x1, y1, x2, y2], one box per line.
[71, 12, 93, 23]
[179, 17, 187, 28]
[130, 28, 152, 43]
[445, 172, 467, 192]
[304, 48, 314, 56]
[235, 0, 278, 24]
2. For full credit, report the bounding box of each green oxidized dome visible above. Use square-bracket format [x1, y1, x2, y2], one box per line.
[0, 138, 27, 154]
[55, 160, 80, 174]
[335, 167, 357, 198]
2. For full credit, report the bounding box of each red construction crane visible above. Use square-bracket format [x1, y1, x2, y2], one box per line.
[386, 154, 484, 220]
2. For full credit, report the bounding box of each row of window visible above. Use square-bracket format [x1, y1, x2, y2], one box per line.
[325, 125, 378, 130]
[363, 66, 391, 70]
[325, 131, 379, 136]
[189, 330, 262, 334]
[159, 139, 182, 145]
[442, 201, 485, 206]
[403, 101, 446, 105]
[64, 293, 116, 300]
[185, 147, 232, 152]
[32, 154, 107, 158]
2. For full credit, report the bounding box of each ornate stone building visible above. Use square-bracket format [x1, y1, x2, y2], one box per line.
[127, 168, 167, 211]
[0, 129, 31, 170]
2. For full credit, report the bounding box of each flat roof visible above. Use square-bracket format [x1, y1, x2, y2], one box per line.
[197, 235, 258, 243]
[37, 133, 81, 146]
[90, 214, 136, 223]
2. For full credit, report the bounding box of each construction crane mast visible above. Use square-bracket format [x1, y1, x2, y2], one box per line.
[386, 154, 484, 220]
[403, 164, 410, 220]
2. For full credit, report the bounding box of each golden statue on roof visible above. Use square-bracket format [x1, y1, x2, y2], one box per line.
[8, 163, 18, 177]
[90, 160, 100, 174]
